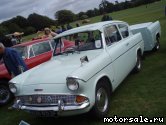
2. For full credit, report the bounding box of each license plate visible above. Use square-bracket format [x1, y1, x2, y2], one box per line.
[29, 111, 57, 117]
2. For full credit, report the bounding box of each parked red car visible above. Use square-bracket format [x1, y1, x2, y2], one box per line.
[0, 37, 74, 105]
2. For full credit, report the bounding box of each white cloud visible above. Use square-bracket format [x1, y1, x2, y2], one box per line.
[0, 0, 124, 22]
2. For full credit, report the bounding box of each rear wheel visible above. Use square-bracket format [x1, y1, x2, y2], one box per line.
[91, 81, 110, 119]
[153, 37, 160, 51]
[0, 85, 13, 105]
[133, 52, 142, 73]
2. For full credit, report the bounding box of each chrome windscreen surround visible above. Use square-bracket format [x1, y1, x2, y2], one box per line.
[17, 95, 77, 106]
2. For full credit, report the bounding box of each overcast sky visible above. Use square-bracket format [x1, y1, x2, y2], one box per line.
[0, 0, 124, 22]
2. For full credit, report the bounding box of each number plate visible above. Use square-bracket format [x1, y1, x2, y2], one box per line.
[29, 111, 57, 117]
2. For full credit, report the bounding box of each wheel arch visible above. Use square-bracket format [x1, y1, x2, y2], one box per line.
[156, 32, 160, 39]
[136, 47, 143, 57]
[95, 75, 113, 94]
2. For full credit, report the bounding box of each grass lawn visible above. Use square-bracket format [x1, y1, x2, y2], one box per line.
[1, 1, 166, 125]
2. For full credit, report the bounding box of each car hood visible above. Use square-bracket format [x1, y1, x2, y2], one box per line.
[12, 50, 102, 86]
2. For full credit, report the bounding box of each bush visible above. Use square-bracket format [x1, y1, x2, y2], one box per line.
[24, 26, 36, 35]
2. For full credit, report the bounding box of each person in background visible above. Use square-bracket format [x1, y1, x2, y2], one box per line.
[61, 25, 67, 32]
[0, 35, 13, 47]
[0, 43, 28, 78]
[44, 28, 57, 38]
[11, 35, 18, 45]
[56, 26, 62, 34]
[67, 23, 73, 30]
[101, 13, 112, 21]
[76, 23, 80, 27]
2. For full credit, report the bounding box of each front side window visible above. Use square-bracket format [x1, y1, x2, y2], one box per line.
[104, 25, 121, 46]
[32, 41, 51, 56]
[118, 24, 129, 38]
[54, 30, 102, 56]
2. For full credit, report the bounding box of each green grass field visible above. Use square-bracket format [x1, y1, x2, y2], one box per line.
[1, 1, 166, 125]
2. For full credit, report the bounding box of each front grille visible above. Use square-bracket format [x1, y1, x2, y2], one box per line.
[17, 95, 76, 106]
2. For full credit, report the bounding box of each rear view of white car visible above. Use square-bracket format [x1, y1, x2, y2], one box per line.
[130, 21, 161, 51]
[10, 20, 144, 118]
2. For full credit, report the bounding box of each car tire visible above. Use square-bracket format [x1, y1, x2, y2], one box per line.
[133, 52, 142, 73]
[91, 81, 111, 119]
[0, 85, 13, 106]
[153, 37, 160, 51]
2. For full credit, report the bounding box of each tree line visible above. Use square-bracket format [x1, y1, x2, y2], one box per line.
[0, 0, 161, 37]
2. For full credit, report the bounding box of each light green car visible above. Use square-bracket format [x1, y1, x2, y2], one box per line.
[10, 21, 144, 118]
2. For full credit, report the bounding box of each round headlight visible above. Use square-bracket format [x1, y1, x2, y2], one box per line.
[9, 83, 17, 93]
[66, 78, 79, 91]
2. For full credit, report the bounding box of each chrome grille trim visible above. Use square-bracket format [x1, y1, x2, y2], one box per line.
[17, 95, 77, 106]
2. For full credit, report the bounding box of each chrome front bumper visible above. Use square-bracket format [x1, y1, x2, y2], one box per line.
[12, 99, 90, 116]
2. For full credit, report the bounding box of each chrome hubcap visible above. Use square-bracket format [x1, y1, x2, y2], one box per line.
[96, 88, 108, 113]
[156, 44, 160, 49]
[0, 87, 10, 103]
[137, 58, 141, 69]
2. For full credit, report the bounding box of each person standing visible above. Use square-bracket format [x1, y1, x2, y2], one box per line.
[44, 28, 57, 38]
[101, 13, 112, 21]
[67, 23, 73, 30]
[61, 25, 67, 32]
[76, 23, 80, 27]
[0, 43, 28, 78]
[56, 26, 62, 34]
[11, 35, 18, 45]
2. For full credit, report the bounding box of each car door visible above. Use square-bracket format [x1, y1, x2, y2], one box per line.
[26, 41, 52, 69]
[104, 24, 133, 88]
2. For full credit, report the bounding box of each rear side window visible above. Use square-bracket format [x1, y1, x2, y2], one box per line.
[104, 25, 121, 46]
[118, 24, 129, 38]
[32, 42, 51, 56]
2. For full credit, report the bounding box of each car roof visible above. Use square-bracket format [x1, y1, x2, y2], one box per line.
[55, 20, 124, 39]
[13, 37, 51, 47]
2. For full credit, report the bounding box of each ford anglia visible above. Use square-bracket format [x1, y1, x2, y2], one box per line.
[10, 21, 144, 118]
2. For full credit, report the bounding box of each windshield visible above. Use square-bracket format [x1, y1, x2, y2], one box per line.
[13, 46, 28, 58]
[54, 30, 102, 56]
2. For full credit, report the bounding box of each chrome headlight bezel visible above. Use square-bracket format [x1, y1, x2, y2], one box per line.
[9, 83, 17, 94]
[66, 77, 79, 91]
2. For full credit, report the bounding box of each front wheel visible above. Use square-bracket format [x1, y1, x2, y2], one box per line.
[0, 85, 13, 105]
[91, 81, 110, 119]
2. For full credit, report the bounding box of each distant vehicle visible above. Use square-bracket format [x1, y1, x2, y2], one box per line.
[0, 38, 74, 105]
[130, 21, 161, 51]
[10, 20, 144, 118]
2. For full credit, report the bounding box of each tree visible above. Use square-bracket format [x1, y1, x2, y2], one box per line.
[86, 10, 95, 18]
[28, 13, 56, 30]
[0, 25, 9, 36]
[7, 23, 23, 33]
[55, 10, 76, 24]
[24, 26, 36, 35]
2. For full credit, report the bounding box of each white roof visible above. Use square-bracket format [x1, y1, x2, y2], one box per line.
[55, 20, 124, 38]
[130, 22, 152, 30]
